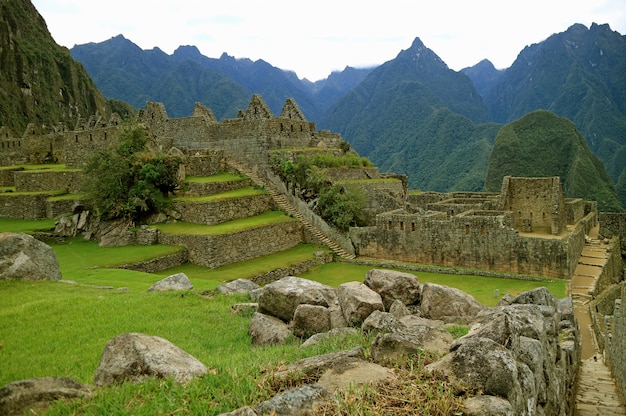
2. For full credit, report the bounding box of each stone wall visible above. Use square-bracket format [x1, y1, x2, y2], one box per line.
[351, 210, 591, 279]
[0, 193, 51, 219]
[172, 194, 274, 225]
[499, 176, 566, 234]
[605, 283, 626, 401]
[599, 212, 626, 254]
[116, 250, 189, 273]
[14, 170, 83, 193]
[250, 253, 333, 286]
[157, 221, 302, 268]
[46, 196, 84, 219]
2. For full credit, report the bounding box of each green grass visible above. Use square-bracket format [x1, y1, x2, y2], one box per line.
[172, 186, 264, 202]
[0, 217, 569, 414]
[0, 189, 66, 197]
[153, 211, 295, 236]
[184, 173, 248, 183]
[47, 193, 84, 201]
[0, 164, 79, 172]
[0, 218, 56, 233]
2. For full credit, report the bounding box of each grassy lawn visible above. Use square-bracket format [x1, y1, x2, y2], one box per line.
[0, 218, 56, 233]
[172, 186, 265, 202]
[0, 217, 569, 414]
[184, 173, 248, 183]
[152, 211, 295, 236]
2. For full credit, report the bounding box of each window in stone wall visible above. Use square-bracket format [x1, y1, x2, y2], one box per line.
[89, 134, 93, 142]
[465, 224, 470, 234]
[104, 132, 107, 140]
[388, 221, 393, 230]
[75, 135, 78, 143]
[411, 222, 416, 231]
[400, 222, 404, 231]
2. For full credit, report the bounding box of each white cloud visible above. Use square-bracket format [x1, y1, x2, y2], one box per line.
[32, 0, 626, 80]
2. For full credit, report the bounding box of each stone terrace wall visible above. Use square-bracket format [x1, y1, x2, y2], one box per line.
[172, 194, 274, 225]
[157, 221, 302, 268]
[14, 170, 83, 193]
[182, 178, 253, 197]
[0, 194, 50, 219]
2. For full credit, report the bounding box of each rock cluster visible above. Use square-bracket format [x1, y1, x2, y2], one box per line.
[227, 273, 580, 415]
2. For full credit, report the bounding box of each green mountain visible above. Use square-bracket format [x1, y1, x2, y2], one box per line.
[0, 0, 111, 134]
[484, 23, 626, 187]
[320, 37, 495, 191]
[485, 110, 623, 212]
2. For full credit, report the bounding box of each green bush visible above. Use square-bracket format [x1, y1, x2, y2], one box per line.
[83, 126, 182, 221]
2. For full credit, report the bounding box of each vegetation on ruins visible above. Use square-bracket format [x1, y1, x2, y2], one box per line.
[271, 151, 372, 231]
[82, 126, 183, 221]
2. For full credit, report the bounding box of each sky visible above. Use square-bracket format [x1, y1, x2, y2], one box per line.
[32, 0, 626, 81]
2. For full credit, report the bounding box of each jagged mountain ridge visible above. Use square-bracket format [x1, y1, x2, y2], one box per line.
[4, 2, 625, 210]
[0, 0, 111, 134]
[70, 35, 374, 120]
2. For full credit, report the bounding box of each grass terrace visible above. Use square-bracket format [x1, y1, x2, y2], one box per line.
[172, 186, 265, 202]
[152, 211, 295, 236]
[183, 173, 248, 183]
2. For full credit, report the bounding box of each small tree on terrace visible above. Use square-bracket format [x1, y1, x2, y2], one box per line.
[82, 126, 182, 222]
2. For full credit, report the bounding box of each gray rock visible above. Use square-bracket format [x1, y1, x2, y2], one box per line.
[451, 337, 520, 399]
[463, 395, 514, 416]
[291, 304, 331, 338]
[98, 218, 133, 247]
[274, 348, 365, 380]
[147, 272, 193, 292]
[511, 287, 557, 309]
[317, 358, 395, 393]
[248, 312, 291, 345]
[254, 384, 336, 415]
[364, 269, 421, 308]
[0, 377, 92, 416]
[388, 299, 411, 319]
[0, 232, 62, 281]
[94, 333, 208, 386]
[300, 327, 359, 349]
[217, 278, 259, 295]
[420, 282, 485, 324]
[337, 281, 384, 326]
[362, 310, 406, 334]
[371, 326, 453, 364]
[257, 276, 337, 322]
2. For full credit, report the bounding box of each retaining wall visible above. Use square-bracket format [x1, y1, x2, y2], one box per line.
[157, 221, 302, 268]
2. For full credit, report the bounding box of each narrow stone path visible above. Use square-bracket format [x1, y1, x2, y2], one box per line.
[571, 227, 626, 415]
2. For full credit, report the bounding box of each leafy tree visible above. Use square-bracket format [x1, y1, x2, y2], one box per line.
[83, 126, 182, 221]
[318, 184, 366, 232]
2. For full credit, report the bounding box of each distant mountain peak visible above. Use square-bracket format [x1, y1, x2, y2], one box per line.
[398, 37, 448, 69]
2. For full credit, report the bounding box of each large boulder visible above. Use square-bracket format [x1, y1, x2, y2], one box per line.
[0, 377, 92, 416]
[371, 325, 453, 364]
[217, 278, 259, 295]
[0, 232, 62, 281]
[420, 282, 485, 323]
[291, 304, 331, 338]
[147, 272, 193, 292]
[93, 333, 208, 386]
[257, 276, 337, 322]
[337, 281, 384, 326]
[364, 269, 421, 308]
[317, 359, 396, 393]
[248, 312, 291, 345]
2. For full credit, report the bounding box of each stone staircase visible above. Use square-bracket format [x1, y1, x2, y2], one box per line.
[571, 230, 626, 415]
[576, 357, 626, 415]
[225, 159, 356, 259]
